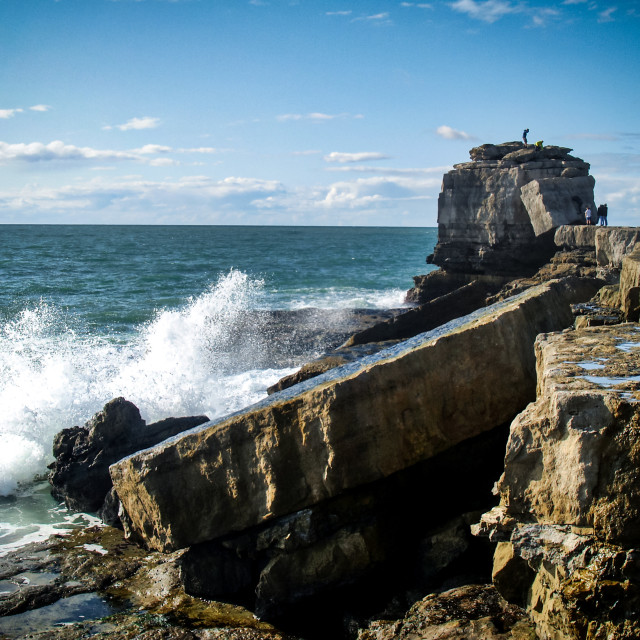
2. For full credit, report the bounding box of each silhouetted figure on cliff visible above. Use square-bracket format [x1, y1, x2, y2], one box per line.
[522, 128, 529, 146]
[598, 203, 608, 226]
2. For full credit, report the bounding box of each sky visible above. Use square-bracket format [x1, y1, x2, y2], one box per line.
[0, 0, 638, 227]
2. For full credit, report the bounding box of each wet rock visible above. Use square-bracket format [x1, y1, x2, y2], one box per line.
[344, 279, 496, 347]
[0, 527, 294, 640]
[48, 397, 209, 514]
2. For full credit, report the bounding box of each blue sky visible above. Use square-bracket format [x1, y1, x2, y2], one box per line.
[0, 0, 638, 226]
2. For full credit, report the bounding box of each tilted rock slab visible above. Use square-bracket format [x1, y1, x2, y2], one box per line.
[433, 142, 595, 276]
[111, 278, 601, 553]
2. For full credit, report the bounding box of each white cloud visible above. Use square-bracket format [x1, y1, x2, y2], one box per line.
[352, 12, 393, 24]
[449, 0, 521, 23]
[436, 125, 474, 140]
[0, 108, 24, 119]
[326, 10, 352, 16]
[133, 144, 172, 155]
[326, 165, 450, 176]
[277, 112, 354, 122]
[530, 7, 561, 26]
[598, 6, 616, 22]
[0, 140, 219, 166]
[104, 116, 161, 131]
[29, 104, 52, 112]
[322, 175, 438, 208]
[0, 168, 442, 225]
[324, 151, 390, 163]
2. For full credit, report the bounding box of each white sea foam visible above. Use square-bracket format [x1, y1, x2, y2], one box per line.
[0, 271, 296, 496]
[289, 287, 409, 311]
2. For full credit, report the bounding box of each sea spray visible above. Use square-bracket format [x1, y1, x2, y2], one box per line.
[0, 271, 295, 497]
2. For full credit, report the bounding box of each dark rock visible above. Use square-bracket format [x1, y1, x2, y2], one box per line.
[179, 423, 511, 632]
[345, 279, 497, 348]
[48, 397, 209, 514]
[356, 583, 535, 640]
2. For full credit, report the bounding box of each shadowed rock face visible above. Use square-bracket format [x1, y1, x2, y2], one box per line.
[432, 142, 595, 277]
[110, 278, 601, 554]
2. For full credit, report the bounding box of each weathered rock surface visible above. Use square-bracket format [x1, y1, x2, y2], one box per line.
[356, 584, 536, 640]
[178, 425, 508, 625]
[432, 142, 594, 277]
[110, 277, 601, 554]
[48, 397, 209, 514]
[0, 526, 294, 640]
[620, 246, 640, 321]
[344, 279, 495, 348]
[594, 227, 640, 269]
[475, 323, 640, 639]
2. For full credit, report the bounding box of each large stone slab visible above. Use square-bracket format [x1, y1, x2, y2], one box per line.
[111, 279, 602, 553]
[554, 224, 596, 249]
[521, 176, 595, 236]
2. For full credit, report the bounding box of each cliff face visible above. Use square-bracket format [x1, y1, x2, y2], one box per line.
[431, 142, 595, 278]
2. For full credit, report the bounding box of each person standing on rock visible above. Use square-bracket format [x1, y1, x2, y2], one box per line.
[522, 129, 529, 146]
[598, 203, 608, 226]
[585, 205, 593, 225]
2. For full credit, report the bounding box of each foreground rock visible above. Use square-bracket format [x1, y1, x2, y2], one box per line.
[475, 323, 640, 639]
[48, 397, 209, 514]
[357, 584, 536, 640]
[111, 278, 600, 554]
[0, 526, 296, 640]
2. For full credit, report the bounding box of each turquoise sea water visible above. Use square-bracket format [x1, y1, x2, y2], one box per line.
[0, 225, 436, 552]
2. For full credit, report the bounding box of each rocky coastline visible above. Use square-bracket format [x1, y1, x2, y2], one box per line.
[2, 142, 639, 640]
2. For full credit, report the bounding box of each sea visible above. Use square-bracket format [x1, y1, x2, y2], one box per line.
[0, 224, 437, 557]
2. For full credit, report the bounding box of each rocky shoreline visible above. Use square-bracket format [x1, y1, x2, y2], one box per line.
[2, 142, 639, 640]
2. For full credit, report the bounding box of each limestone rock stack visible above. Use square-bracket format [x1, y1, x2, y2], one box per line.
[410, 142, 595, 303]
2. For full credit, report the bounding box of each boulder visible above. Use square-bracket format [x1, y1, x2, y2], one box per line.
[48, 397, 209, 513]
[595, 227, 640, 268]
[521, 176, 596, 236]
[110, 278, 602, 553]
[620, 246, 640, 321]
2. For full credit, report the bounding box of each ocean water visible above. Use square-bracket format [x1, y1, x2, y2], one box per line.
[0, 224, 436, 553]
